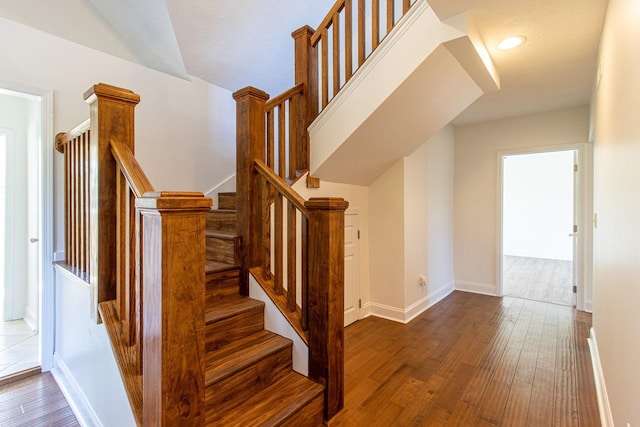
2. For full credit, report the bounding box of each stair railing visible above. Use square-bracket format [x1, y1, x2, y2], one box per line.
[235, 86, 348, 420]
[310, 0, 416, 109]
[56, 83, 211, 426]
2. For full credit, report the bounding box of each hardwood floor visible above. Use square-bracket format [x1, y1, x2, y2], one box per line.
[329, 291, 599, 426]
[0, 372, 78, 426]
[0, 292, 599, 426]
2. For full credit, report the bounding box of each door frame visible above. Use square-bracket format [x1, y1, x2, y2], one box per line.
[496, 142, 592, 311]
[344, 210, 361, 326]
[0, 81, 54, 371]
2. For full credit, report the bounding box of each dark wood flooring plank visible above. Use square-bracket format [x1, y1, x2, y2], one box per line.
[328, 291, 600, 427]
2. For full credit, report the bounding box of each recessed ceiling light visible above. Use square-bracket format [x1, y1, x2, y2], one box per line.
[497, 36, 526, 50]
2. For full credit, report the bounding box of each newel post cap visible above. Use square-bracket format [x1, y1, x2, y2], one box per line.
[304, 197, 349, 211]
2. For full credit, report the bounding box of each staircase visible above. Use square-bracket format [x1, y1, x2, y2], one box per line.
[203, 192, 325, 425]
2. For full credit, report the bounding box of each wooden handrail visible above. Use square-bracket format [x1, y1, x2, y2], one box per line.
[55, 118, 90, 153]
[265, 83, 304, 111]
[110, 139, 154, 198]
[254, 159, 307, 213]
[310, 0, 346, 46]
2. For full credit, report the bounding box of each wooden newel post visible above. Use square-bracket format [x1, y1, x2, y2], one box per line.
[138, 192, 212, 426]
[292, 26, 318, 173]
[233, 87, 269, 295]
[84, 83, 140, 321]
[305, 197, 349, 420]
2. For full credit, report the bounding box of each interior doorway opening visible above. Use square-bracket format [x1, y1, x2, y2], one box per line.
[0, 85, 53, 379]
[501, 150, 577, 306]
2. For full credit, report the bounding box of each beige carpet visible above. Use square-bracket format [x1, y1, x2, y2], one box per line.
[503, 255, 573, 306]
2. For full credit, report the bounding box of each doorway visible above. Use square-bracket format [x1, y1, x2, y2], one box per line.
[0, 85, 53, 378]
[501, 149, 577, 306]
[344, 212, 361, 326]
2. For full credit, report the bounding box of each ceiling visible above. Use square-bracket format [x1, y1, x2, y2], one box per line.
[0, 0, 609, 126]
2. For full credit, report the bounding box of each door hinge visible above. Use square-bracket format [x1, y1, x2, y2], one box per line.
[358, 299, 362, 309]
[574, 164, 578, 172]
[357, 230, 360, 240]
[573, 285, 577, 293]
[574, 225, 578, 233]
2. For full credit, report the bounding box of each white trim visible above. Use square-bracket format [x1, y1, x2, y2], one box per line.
[54, 251, 66, 262]
[308, 0, 430, 134]
[51, 354, 103, 427]
[404, 282, 455, 323]
[364, 282, 455, 324]
[455, 280, 497, 296]
[203, 173, 236, 205]
[584, 299, 593, 313]
[587, 328, 614, 427]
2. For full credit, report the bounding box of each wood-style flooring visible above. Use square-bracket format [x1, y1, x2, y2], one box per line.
[0, 292, 598, 426]
[329, 291, 599, 426]
[0, 372, 78, 426]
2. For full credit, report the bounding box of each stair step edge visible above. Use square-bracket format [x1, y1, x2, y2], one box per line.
[205, 296, 264, 324]
[211, 371, 324, 426]
[205, 331, 292, 386]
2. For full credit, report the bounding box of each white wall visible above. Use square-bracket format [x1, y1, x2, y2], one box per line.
[454, 106, 590, 296]
[53, 268, 136, 426]
[404, 126, 455, 319]
[591, 0, 640, 424]
[367, 127, 455, 322]
[503, 150, 575, 260]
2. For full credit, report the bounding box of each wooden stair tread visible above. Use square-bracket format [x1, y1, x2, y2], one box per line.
[205, 260, 238, 274]
[205, 330, 291, 386]
[211, 371, 324, 427]
[206, 230, 239, 239]
[205, 294, 263, 324]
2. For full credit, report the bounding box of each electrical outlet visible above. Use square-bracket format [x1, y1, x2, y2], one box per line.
[418, 275, 427, 286]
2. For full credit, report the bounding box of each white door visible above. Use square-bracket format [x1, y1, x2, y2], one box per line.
[344, 213, 360, 326]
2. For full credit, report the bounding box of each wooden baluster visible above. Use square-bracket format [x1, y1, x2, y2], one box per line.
[83, 132, 90, 274]
[84, 83, 140, 320]
[127, 189, 136, 346]
[288, 97, 298, 180]
[292, 25, 318, 171]
[63, 145, 70, 266]
[116, 171, 127, 328]
[287, 202, 296, 311]
[372, 0, 380, 50]
[134, 208, 144, 372]
[274, 193, 284, 294]
[278, 104, 286, 179]
[234, 87, 269, 295]
[358, 0, 366, 66]
[267, 109, 275, 169]
[138, 192, 210, 427]
[259, 175, 271, 276]
[345, 0, 353, 82]
[301, 214, 309, 330]
[305, 197, 348, 420]
[387, 0, 394, 33]
[332, 13, 340, 95]
[403, 0, 410, 14]
[321, 28, 329, 108]
[70, 139, 77, 270]
[78, 136, 85, 274]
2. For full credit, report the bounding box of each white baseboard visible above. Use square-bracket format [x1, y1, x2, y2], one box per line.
[51, 354, 102, 427]
[204, 174, 236, 206]
[584, 299, 593, 313]
[587, 328, 614, 427]
[455, 280, 497, 296]
[365, 282, 455, 324]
